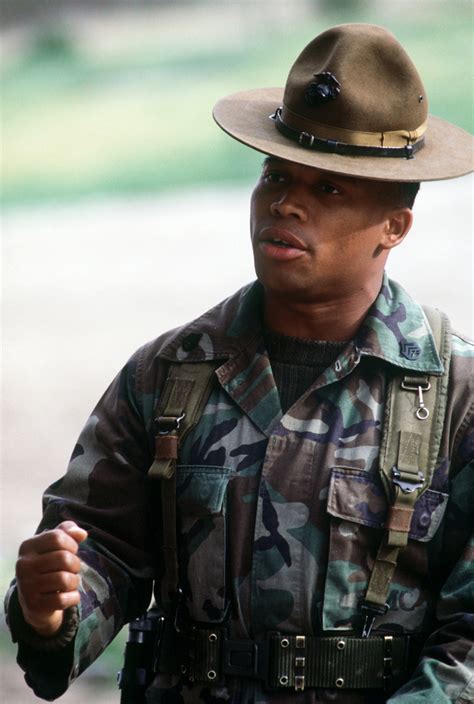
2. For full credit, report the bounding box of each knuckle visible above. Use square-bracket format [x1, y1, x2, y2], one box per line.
[58, 571, 79, 591]
[56, 549, 72, 567]
[56, 591, 77, 609]
[49, 528, 67, 548]
[62, 551, 81, 572]
[15, 557, 28, 578]
[18, 540, 29, 556]
[72, 554, 82, 572]
[16, 555, 38, 581]
[18, 536, 37, 556]
[65, 569, 79, 586]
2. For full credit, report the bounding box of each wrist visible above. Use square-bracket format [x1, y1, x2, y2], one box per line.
[6, 586, 79, 652]
[26, 611, 64, 638]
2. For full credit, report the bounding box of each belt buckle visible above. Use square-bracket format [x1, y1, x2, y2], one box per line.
[222, 640, 259, 678]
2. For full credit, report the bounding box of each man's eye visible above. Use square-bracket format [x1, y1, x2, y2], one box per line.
[263, 171, 285, 183]
[320, 182, 341, 195]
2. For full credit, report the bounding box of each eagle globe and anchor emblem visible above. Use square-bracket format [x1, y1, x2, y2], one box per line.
[304, 71, 341, 106]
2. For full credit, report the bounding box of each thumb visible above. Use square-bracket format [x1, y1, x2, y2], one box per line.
[57, 520, 88, 545]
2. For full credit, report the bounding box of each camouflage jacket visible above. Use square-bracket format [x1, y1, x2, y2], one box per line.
[6, 275, 474, 703]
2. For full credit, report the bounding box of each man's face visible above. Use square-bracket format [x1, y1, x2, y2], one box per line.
[250, 157, 403, 303]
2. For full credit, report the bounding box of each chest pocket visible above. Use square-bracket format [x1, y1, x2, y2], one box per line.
[322, 466, 448, 632]
[176, 465, 233, 623]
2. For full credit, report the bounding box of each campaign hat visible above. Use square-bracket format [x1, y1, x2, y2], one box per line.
[213, 24, 472, 181]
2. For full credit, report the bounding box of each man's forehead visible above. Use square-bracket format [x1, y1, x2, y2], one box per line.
[261, 155, 379, 187]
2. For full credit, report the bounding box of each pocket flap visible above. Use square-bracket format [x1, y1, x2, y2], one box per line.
[176, 465, 233, 514]
[327, 467, 448, 542]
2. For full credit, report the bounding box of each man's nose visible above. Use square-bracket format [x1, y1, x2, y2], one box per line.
[269, 187, 308, 221]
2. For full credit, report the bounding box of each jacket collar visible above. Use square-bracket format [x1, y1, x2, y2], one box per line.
[160, 281, 263, 363]
[355, 274, 444, 374]
[159, 274, 444, 375]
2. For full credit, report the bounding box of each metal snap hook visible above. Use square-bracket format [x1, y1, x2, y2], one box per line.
[415, 385, 430, 420]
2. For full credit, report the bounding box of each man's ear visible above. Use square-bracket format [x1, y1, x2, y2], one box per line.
[381, 208, 413, 250]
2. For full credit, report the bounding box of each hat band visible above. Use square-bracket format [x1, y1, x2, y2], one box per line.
[281, 104, 427, 147]
[272, 107, 426, 159]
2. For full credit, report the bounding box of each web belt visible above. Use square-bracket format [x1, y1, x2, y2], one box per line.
[156, 625, 410, 692]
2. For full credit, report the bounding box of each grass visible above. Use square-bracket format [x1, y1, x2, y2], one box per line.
[1, 3, 472, 206]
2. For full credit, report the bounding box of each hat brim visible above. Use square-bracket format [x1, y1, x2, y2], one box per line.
[213, 88, 473, 182]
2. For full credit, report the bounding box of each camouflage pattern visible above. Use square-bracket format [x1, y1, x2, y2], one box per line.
[5, 275, 474, 703]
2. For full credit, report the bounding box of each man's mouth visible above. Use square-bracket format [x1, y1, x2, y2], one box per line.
[257, 228, 308, 261]
[259, 227, 307, 249]
[266, 238, 296, 248]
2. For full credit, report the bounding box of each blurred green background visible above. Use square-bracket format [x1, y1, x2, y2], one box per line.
[2, 0, 472, 207]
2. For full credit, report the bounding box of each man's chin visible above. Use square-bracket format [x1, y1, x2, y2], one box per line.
[257, 275, 323, 304]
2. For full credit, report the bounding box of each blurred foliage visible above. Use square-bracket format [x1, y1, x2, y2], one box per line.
[0, 0, 169, 26]
[28, 25, 79, 60]
[1, 1, 472, 206]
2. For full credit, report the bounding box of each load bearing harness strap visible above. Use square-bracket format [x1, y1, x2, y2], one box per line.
[360, 306, 451, 637]
[148, 361, 217, 604]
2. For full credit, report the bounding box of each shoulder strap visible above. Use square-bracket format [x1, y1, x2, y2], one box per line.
[147, 361, 217, 604]
[361, 306, 451, 636]
[379, 305, 451, 542]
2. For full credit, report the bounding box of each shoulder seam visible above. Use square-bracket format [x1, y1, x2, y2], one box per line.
[135, 344, 147, 403]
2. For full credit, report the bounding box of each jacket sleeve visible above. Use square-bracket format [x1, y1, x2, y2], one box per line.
[388, 420, 474, 704]
[5, 344, 159, 701]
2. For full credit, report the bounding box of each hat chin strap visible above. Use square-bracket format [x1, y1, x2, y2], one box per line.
[271, 108, 426, 160]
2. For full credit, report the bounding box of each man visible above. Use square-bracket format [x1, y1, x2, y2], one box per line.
[5, 23, 473, 704]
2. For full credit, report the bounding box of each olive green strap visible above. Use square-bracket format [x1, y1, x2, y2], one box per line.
[362, 307, 451, 635]
[148, 362, 217, 603]
[379, 307, 451, 503]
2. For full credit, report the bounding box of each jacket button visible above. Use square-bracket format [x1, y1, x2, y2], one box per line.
[182, 333, 202, 351]
[419, 512, 431, 527]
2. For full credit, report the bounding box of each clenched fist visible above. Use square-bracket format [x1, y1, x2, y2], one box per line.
[15, 521, 88, 637]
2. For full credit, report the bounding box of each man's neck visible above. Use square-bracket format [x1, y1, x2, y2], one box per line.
[263, 281, 382, 341]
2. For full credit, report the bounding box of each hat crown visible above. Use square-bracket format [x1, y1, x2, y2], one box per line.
[283, 24, 428, 134]
[212, 22, 473, 181]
